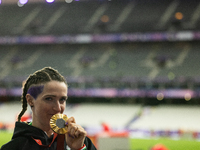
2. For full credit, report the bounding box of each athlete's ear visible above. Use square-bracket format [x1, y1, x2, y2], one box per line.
[26, 94, 34, 107]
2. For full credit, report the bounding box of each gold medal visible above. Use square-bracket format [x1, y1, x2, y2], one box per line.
[50, 114, 68, 134]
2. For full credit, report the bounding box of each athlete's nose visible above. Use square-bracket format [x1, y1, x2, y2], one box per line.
[53, 100, 62, 113]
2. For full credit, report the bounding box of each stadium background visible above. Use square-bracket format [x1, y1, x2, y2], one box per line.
[1, 0, 200, 149]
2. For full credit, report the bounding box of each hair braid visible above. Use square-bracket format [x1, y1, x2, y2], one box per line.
[17, 67, 67, 122]
[17, 78, 30, 122]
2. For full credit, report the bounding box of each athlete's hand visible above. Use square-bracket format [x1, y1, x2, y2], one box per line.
[65, 117, 87, 150]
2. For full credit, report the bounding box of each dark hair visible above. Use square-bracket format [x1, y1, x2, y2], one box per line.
[17, 67, 67, 122]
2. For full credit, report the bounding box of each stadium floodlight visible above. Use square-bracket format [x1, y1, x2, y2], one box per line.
[19, 0, 28, 5]
[46, 0, 55, 3]
[65, 0, 73, 3]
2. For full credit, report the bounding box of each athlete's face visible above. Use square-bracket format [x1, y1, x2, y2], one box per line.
[27, 80, 68, 129]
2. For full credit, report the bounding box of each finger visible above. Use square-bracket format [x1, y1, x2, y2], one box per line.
[67, 124, 78, 138]
[65, 117, 76, 133]
[74, 126, 87, 138]
[66, 116, 76, 125]
[74, 126, 80, 138]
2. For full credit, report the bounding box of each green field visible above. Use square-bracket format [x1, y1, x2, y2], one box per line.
[1, 130, 200, 149]
[0, 130, 13, 147]
[130, 138, 200, 150]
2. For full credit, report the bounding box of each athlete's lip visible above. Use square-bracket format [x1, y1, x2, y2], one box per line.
[50, 114, 56, 117]
[50, 113, 62, 116]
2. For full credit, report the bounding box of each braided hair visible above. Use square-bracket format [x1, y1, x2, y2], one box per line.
[17, 67, 67, 122]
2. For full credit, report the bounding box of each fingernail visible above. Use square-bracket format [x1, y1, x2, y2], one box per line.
[68, 134, 74, 138]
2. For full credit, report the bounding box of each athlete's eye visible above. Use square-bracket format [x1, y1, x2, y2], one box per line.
[45, 97, 53, 101]
[60, 97, 67, 102]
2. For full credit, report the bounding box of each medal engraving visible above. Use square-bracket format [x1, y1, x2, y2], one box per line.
[50, 114, 68, 134]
